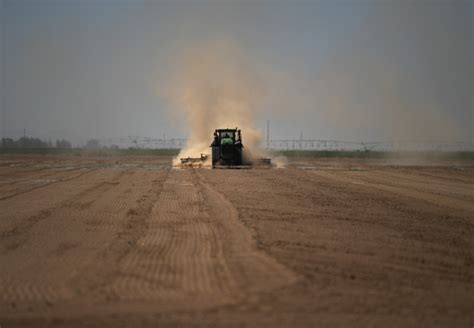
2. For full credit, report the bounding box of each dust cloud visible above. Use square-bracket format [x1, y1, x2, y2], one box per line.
[158, 2, 471, 163]
[162, 40, 273, 166]
[257, 2, 471, 146]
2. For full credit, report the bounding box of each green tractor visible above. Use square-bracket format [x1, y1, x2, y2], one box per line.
[179, 127, 271, 168]
[210, 128, 243, 166]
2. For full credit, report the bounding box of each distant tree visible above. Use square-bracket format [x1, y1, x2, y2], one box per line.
[17, 137, 31, 148]
[1, 138, 15, 148]
[85, 139, 100, 150]
[1, 137, 51, 148]
[56, 139, 72, 149]
[17, 137, 48, 148]
[110, 144, 119, 150]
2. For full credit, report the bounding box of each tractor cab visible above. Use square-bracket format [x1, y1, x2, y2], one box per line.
[211, 128, 243, 166]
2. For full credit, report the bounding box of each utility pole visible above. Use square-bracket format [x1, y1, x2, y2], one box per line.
[300, 131, 303, 149]
[266, 120, 270, 150]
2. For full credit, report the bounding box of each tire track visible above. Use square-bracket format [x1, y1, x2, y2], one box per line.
[109, 169, 297, 310]
[0, 169, 140, 306]
[62, 170, 169, 304]
[311, 170, 474, 212]
[0, 170, 127, 240]
[1, 166, 298, 316]
[0, 167, 98, 201]
[195, 170, 299, 295]
[374, 169, 474, 195]
[112, 169, 230, 304]
[411, 170, 474, 185]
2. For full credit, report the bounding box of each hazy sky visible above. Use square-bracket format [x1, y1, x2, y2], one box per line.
[0, 0, 472, 145]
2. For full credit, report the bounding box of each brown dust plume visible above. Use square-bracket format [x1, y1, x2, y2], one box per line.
[162, 40, 270, 166]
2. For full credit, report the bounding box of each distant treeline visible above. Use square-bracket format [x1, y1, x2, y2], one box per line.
[0, 136, 180, 156]
[275, 150, 474, 160]
[1, 137, 72, 149]
[0, 147, 180, 156]
[1, 137, 472, 159]
[1, 137, 112, 149]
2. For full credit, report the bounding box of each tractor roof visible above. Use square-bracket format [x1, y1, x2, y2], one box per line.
[215, 128, 239, 132]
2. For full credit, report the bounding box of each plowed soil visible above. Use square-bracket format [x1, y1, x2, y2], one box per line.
[0, 155, 473, 327]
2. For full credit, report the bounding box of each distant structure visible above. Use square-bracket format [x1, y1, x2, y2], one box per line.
[96, 136, 473, 152]
[266, 120, 270, 150]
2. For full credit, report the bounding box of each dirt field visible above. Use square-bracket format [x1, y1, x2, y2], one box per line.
[1, 154, 473, 327]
